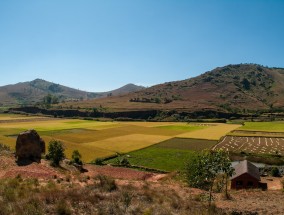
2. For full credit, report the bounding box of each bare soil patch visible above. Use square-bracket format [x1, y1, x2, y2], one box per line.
[216, 190, 284, 215]
[83, 164, 164, 181]
[0, 156, 59, 179]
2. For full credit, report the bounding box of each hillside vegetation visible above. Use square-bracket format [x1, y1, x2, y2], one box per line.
[61, 64, 284, 114]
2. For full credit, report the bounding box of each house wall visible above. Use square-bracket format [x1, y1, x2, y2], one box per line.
[231, 173, 259, 189]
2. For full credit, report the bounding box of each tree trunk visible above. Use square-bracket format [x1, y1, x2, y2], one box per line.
[225, 174, 228, 198]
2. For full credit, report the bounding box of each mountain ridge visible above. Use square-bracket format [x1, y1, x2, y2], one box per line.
[59, 64, 284, 113]
[0, 79, 145, 107]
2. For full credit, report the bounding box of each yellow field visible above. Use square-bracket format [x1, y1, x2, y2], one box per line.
[0, 114, 47, 121]
[0, 114, 242, 162]
[84, 134, 171, 153]
[176, 123, 242, 140]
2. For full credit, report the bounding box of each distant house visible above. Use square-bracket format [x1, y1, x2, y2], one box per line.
[231, 160, 260, 189]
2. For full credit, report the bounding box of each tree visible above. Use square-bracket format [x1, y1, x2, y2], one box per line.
[241, 78, 251, 90]
[185, 150, 233, 206]
[71, 150, 82, 165]
[46, 140, 65, 166]
[216, 150, 234, 199]
[42, 94, 59, 108]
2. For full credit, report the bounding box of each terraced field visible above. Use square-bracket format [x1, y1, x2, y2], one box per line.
[213, 136, 284, 155]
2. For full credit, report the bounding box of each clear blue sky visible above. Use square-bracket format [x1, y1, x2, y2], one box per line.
[0, 0, 283, 92]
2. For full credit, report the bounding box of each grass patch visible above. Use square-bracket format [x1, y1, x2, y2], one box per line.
[106, 138, 214, 171]
[157, 138, 216, 150]
[109, 147, 195, 171]
[240, 122, 284, 132]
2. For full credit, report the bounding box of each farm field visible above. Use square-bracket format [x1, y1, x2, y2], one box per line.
[229, 130, 284, 137]
[0, 114, 48, 121]
[106, 138, 217, 171]
[1, 114, 219, 162]
[1, 114, 258, 164]
[176, 123, 242, 140]
[238, 121, 284, 132]
[213, 136, 284, 155]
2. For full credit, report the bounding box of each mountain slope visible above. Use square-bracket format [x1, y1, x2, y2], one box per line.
[0, 79, 144, 107]
[62, 64, 284, 113]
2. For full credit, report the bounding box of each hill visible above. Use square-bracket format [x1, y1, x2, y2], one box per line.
[0, 79, 144, 107]
[61, 64, 284, 113]
[96, 83, 145, 98]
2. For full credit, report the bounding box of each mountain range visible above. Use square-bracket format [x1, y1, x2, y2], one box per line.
[0, 79, 144, 107]
[2, 64, 284, 114]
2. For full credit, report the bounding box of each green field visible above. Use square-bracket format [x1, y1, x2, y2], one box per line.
[106, 138, 216, 171]
[239, 121, 284, 132]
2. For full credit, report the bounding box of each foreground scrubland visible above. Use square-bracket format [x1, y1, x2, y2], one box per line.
[0, 148, 283, 215]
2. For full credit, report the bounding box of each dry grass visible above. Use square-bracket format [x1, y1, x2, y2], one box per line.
[83, 134, 172, 154]
[0, 174, 216, 215]
[216, 189, 284, 215]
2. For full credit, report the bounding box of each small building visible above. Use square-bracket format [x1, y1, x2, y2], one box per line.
[231, 160, 260, 189]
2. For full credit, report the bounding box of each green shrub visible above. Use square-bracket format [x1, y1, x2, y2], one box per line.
[116, 156, 130, 167]
[271, 167, 280, 177]
[71, 150, 82, 165]
[46, 140, 65, 166]
[94, 158, 104, 165]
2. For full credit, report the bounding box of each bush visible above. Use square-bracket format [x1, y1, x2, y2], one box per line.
[116, 156, 130, 167]
[271, 167, 280, 177]
[46, 140, 65, 166]
[95, 175, 117, 192]
[55, 200, 71, 215]
[94, 158, 104, 165]
[0, 143, 11, 155]
[71, 150, 82, 165]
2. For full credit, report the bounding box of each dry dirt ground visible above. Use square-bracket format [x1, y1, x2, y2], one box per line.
[216, 190, 284, 215]
[0, 154, 284, 214]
